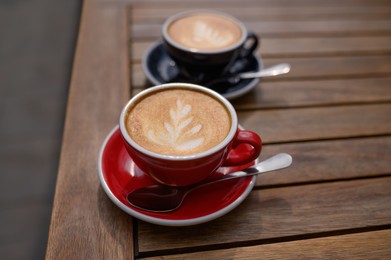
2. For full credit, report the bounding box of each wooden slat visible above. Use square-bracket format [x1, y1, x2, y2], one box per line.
[257, 136, 391, 187]
[137, 177, 391, 254]
[238, 104, 391, 144]
[132, 36, 391, 61]
[114, 0, 391, 6]
[231, 77, 391, 109]
[143, 230, 391, 259]
[131, 6, 391, 24]
[132, 77, 391, 110]
[254, 37, 391, 57]
[131, 20, 391, 39]
[132, 56, 391, 87]
[45, 0, 134, 259]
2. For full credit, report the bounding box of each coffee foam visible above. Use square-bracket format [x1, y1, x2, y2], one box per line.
[126, 89, 231, 156]
[168, 14, 243, 51]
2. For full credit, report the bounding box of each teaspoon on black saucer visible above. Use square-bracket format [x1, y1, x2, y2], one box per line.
[205, 63, 291, 88]
[142, 41, 263, 100]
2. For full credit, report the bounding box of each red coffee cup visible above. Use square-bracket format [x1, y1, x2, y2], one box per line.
[119, 83, 261, 186]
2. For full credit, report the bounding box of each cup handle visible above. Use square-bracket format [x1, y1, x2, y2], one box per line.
[239, 32, 259, 58]
[222, 129, 262, 167]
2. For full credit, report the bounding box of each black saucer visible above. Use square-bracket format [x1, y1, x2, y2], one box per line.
[142, 41, 263, 100]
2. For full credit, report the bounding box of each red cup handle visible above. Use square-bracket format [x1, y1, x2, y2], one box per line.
[222, 130, 262, 167]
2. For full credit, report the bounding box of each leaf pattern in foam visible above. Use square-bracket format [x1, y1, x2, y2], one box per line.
[147, 99, 204, 152]
[193, 21, 232, 46]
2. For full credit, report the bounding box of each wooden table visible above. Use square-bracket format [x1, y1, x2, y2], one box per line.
[46, 0, 391, 258]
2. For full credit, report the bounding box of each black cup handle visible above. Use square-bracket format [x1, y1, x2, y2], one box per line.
[240, 32, 259, 58]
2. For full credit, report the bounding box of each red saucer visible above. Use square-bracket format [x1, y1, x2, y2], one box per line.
[98, 126, 256, 226]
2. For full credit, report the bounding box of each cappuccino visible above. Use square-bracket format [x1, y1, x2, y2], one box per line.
[125, 88, 231, 156]
[167, 13, 243, 51]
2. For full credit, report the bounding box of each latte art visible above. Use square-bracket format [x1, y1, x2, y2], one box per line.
[184, 21, 233, 48]
[147, 99, 204, 151]
[167, 14, 243, 51]
[125, 89, 231, 156]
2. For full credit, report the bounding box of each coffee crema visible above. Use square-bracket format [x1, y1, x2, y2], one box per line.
[167, 13, 243, 51]
[125, 89, 231, 156]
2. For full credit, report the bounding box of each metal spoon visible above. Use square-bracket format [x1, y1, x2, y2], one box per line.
[127, 153, 293, 212]
[205, 63, 291, 87]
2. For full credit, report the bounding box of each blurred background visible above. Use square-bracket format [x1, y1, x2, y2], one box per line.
[0, 0, 81, 258]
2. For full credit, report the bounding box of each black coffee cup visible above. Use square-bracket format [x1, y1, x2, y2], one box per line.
[162, 10, 258, 83]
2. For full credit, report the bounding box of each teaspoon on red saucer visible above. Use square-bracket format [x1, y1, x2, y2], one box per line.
[127, 153, 292, 212]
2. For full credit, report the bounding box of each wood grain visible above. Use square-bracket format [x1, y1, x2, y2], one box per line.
[45, 0, 134, 259]
[257, 136, 391, 187]
[230, 77, 391, 110]
[143, 229, 391, 259]
[137, 177, 391, 254]
[116, 102, 391, 144]
[132, 36, 391, 61]
[126, 0, 391, 3]
[133, 76, 391, 109]
[130, 5, 391, 23]
[131, 55, 391, 87]
[238, 104, 391, 143]
[116, 0, 391, 7]
[125, 0, 389, 3]
[131, 20, 391, 39]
